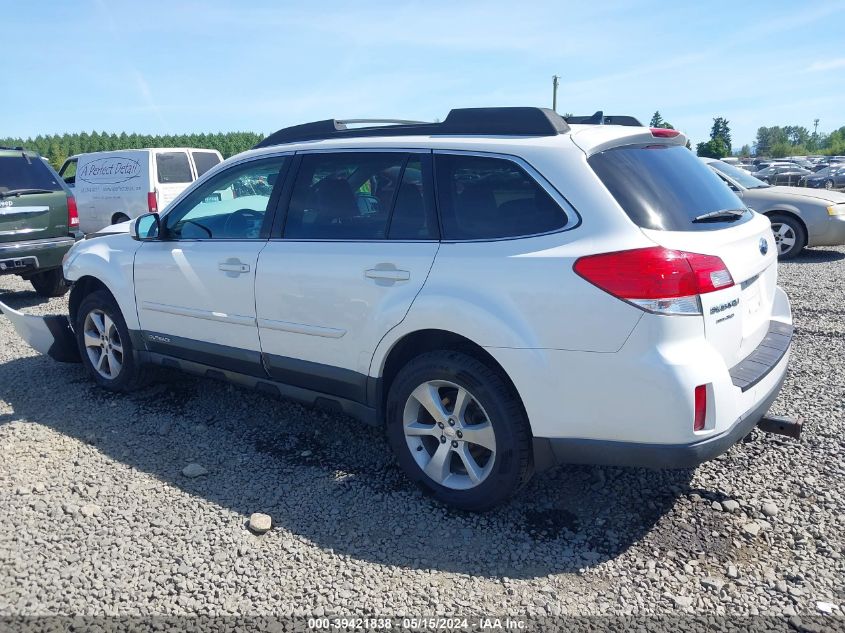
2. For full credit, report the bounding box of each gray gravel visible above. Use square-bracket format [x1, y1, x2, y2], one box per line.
[0, 247, 844, 621]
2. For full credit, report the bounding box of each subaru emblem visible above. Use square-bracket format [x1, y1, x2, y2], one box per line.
[759, 237, 769, 255]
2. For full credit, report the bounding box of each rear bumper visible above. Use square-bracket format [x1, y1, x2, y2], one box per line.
[0, 236, 77, 274]
[534, 353, 788, 470]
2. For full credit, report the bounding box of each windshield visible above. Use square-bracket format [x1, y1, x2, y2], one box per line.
[710, 160, 769, 189]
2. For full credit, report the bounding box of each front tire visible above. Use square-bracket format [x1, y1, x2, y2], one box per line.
[385, 351, 533, 511]
[75, 290, 148, 391]
[825, 179, 834, 190]
[769, 213, 806, 260]
[30, 268, 69, 297]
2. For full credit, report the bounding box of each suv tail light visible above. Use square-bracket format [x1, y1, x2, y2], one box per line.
[67, 196, 79, 229]
[573, 246, 734, 315]
[147, 191, 159, 213]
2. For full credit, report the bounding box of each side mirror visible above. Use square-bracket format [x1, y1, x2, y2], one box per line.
[130, 213, 161, 241]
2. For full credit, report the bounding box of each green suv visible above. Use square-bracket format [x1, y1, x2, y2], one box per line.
[0, 147, 82, 296]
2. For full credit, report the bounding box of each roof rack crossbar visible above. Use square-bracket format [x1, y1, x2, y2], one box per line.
[254, 107, 570, 149]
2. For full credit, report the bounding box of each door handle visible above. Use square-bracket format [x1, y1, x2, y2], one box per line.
[365, 268, 410, 282]
[218, 260, 250, 274]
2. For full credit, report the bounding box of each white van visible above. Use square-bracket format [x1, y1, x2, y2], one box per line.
[59, 148, 223, 234]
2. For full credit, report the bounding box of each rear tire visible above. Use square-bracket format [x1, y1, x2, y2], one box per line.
[385, 351, 533, 511]
[75, 290, 149, 392]
[29, 268, 69, 297]
[769, 213, 806, 260]
[825, 179, 834, 190]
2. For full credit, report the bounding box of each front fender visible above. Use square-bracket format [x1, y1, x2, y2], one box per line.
[63, 234, 141, 330]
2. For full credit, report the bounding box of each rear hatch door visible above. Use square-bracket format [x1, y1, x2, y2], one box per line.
[0, 153, 67, 243]
[587, 142, 777, 368]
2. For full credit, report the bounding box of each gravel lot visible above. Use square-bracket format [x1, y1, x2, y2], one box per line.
[1, 248, 843, 626]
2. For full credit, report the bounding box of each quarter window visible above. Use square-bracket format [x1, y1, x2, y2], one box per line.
[284, 152, 411, 240]
[434, 154, 568, 240]
[164, 157, 288, 240]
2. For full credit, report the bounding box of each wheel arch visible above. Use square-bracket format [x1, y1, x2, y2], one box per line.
[374, 328, 527, 422]
[111, 212, 130, 225]
[69, 276, 117, 325]
[764, 209, 809, 238]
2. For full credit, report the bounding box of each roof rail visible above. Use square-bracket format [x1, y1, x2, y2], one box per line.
[254, 107, 570, 148]
[0, 146, 26, 151]
[564, 111, 643, 127]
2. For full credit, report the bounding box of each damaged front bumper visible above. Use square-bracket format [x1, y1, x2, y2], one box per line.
[0, 300, 80, 363]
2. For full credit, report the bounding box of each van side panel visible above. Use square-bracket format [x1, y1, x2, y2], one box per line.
[74, 150, 151, 233]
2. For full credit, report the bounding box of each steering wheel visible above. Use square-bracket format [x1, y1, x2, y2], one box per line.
[223, 209, 263, 238]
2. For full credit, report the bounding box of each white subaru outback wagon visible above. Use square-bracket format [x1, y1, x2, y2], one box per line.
[1, 108, 794, 511]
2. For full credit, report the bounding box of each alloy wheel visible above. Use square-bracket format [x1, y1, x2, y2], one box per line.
[770, 222, 797, 256]
[402, 380, 496, 490]
[83, 309, 124, 379]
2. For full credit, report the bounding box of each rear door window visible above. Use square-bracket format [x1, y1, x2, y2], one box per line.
[0, 154, 64, 193]
[588, 144, 752, 232]
[434, 153, 569, 240]
[284, 152, 410, 240]
[192, 151, 221, 177]
[156, 152, 193, 184]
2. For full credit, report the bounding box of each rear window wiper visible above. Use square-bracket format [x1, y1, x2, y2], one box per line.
[0, 188, 56, 198]
[692, 208, 747, 223]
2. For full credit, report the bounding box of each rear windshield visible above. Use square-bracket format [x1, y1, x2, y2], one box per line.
[588, 145, 752, 231]
[156, 152, 193, 184]
[192, 151, 221, 177]
[0, 154, 64, 193]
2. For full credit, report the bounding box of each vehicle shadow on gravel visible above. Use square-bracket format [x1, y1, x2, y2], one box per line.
[794, 248, 845, 263]
[0, 286, 57, 310]
[0, 354, 715, 579]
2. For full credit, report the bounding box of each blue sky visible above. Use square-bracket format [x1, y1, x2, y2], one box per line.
[3, 1, 845, 148]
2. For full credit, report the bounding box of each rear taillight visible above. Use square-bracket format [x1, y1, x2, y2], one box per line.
[147, 191, 159, 213]
[694, 385, 707, 431]
[573, 246, 734, 315]
[650, 127, 681, 138]
[67, 196, 79, 229]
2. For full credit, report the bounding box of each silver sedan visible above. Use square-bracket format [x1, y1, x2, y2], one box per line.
[702, 158, 845, 259]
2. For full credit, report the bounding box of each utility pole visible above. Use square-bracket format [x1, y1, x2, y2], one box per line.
[813, 118, 819, 136]
[552, 75, 559, 112]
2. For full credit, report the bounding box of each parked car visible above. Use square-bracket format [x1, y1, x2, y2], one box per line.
[0, 146, 82, 296]
[1, 109, 795, 510]
[753, 164, 811, 186]
[801, 165, 845, 190]
[704, 158, 845, 258]
[59, 148, 223, 234]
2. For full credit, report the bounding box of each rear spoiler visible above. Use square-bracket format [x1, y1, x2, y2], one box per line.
[564, 111, 643, 127]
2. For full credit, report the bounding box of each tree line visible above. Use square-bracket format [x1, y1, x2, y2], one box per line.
[0, 131, 265, 169]
[648, 111, 844, 159]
